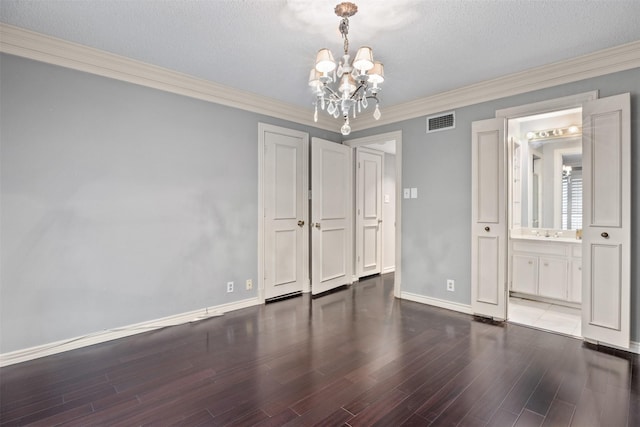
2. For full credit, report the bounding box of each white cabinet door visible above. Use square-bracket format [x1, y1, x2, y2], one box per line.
[511, 255, 538, 295]
[311, 138, 353, 295]
[356, 147, 383, 278]
[582, 93, 630, 349]
[569, 261, 582, 303]
[471, 118, 507, 320]
[261, 124, 308, 300]
[538, 258, 568, 300]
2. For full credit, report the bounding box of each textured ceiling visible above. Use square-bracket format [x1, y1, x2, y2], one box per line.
[2, 0, 640, 113]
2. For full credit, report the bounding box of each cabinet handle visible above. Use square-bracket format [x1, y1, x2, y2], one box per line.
[543, 263, 549, 266]
[601, 232, 609, 239]
[484, 226, 490, 232]
[528, 261, 533, 265]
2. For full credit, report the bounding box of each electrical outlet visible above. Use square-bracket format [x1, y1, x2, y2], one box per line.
[446, 279, 455, 292]
[246, 279, 253, 290]
[227, 281, 234, 293]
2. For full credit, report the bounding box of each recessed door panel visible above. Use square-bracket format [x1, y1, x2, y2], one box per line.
[321, 228, 346, 281]
[589, 244, 621, 330]
[274, 229, 297, 285]
[590, 111, 622, 227]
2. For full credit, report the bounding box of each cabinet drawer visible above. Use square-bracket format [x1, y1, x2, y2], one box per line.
[513, 241, 568, 256]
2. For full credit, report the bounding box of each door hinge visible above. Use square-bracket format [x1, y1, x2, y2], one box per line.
[308, 190, 312, 200]
[358, 162, 361, 169]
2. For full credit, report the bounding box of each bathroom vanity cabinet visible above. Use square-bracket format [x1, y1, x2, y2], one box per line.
[510, 238, 582, 304]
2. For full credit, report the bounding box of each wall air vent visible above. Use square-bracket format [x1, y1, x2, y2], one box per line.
[426, 111, 455, 133]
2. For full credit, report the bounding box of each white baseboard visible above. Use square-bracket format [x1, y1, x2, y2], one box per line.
[382, 266, 396, 274]
[0, 297, 260, 367]
[401, 291, 473, 315]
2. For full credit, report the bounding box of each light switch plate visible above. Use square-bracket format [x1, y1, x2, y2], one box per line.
[403, 188, 410, 199]
[384, 194, 390, 203]
[411, 188, 418, 199]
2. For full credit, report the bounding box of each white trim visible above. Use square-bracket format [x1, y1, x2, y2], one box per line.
[0, 297, 260, 367]
[401, 292, 474, 315]
[344, 131, 402, 298]
[0, 23, 336, 132]
[382, 266, 396, 274]
[496, 91, 597, 119]
[2, 24, 638, 134]
[351, 41, 640, 132]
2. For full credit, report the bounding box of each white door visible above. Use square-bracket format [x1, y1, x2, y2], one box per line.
[356, 147, 383, 278]
[311, 138, 353, 295]
[581, 93, 630, 349]
[471, 118, 507, 320]
[261, 124, 308, 300]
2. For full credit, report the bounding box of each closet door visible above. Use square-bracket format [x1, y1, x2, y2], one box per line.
[581, 93, 630, 349]
[471, 118, 507, 320]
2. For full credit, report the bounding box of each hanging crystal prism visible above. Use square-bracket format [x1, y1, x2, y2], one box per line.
[373, 104, 381, 120]
[314, 104, 318, 122]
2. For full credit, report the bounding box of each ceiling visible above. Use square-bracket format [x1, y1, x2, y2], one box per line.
[2, 0, 640, 115]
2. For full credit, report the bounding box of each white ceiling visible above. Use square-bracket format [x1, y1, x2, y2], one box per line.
[2, 0, 640, 114]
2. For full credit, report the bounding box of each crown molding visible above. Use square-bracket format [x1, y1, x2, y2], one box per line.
[1, 23, 639, 134]
[351, 40, 640, 132]
[0, 23, 337, 132]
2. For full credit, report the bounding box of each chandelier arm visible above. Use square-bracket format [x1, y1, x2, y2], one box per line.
[349, 84, 368, 100]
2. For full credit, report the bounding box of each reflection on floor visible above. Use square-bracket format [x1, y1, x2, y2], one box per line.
[508, 297, 581, 338]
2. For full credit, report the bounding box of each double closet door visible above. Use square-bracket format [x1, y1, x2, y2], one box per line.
[260, 124, 352, 300]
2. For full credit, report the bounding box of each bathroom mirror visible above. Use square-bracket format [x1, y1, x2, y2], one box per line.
[513, 137, 582, 230]
[509, 107, 583, 231]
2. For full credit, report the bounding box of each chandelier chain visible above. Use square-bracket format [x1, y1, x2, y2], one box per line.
[339, 17, 350, 55]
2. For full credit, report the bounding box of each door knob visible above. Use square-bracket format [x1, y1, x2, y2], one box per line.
[378, 219, 383, 224]
[484, 226, 490, 232]
[315, 222, 321, 229]
[297, 220, 305, 227]
[601, 232, 609, 239]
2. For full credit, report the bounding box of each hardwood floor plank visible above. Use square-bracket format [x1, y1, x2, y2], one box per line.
[541, 399, 574, 427]
[514, 409, 544, 427]
[0, 274, 637, 427]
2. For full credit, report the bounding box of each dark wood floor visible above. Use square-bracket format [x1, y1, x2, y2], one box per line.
[1, 274, 638, 426]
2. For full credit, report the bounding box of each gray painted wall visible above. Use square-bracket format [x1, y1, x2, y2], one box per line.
[0, 54, 340, 353]
[349, 67, 640, 341]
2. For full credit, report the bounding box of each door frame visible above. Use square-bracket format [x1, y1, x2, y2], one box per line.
[495, 91, 598, 323]
[344, 131, 403, 298]
[257, 123, 310, 303]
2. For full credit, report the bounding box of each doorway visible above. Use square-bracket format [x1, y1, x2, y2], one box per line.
[259, 126, 402, 300]
[506, 107, 583, 338]
[344, 131, 402, 298]
[471, 90, 631, 349]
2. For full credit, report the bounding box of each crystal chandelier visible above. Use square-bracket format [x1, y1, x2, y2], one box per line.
[308, 2, 384, 135]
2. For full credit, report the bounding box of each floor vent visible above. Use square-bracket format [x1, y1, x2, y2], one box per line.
[426, 111, 455, 133]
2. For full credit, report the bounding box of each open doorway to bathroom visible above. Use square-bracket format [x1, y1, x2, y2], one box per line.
[507, 107, 582, 338]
